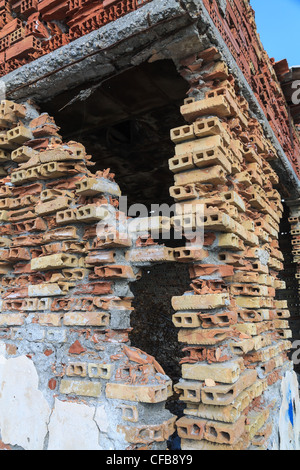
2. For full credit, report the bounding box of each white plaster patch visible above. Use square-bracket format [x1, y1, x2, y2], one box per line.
[0, 355, 51, 450]
[47, 398, 102, 450]
[279, 371, 300, 450]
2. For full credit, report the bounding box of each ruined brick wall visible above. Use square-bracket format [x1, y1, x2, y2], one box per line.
[0, 0, 152, 75]
[0, 100, 176, 450]
[0, 0, 299, 441]
[288, 201, 300, 351]
[0, 49, 299, 450]
[201, 0, 300, 178]
[130, 263, 191, 384]
[1, 0, 298, 180]
[168, 50, 298, 450]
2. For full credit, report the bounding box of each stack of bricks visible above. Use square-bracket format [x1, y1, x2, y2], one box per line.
[0, 99, 176, 450]
[202, 0, 300, 179]
[0, 0, 299, 182]
[169, 50, 293, 450]
[0, 0, 152, 75]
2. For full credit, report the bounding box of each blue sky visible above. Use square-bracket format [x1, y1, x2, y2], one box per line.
[250, 0, 300, 67]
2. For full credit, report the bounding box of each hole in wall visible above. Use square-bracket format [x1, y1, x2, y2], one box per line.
[39, 59, 191, 409]
[130, 262, 191, 417]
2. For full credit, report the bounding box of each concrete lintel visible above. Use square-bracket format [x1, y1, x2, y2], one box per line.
[3, 0, 194, 103]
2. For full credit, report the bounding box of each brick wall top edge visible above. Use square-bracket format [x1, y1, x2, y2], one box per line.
[0, 0, 298, 180]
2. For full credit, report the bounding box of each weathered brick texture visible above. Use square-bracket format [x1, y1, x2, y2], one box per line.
[0, 100, 174, 450]
[170, 52, 294, 450]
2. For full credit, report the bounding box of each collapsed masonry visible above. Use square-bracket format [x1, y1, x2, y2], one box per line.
[0, 0, 153, 76]
[0, 0, 299, 453]
[0, 49, 298, 451]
